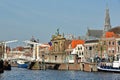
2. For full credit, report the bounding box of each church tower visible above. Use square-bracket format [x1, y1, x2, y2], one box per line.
[104, 7, 111, 33]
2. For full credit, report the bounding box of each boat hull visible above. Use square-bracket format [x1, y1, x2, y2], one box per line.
[18, 64, 28, 68]
[17, 60, 29, 68]
[97, 66, 120, 73]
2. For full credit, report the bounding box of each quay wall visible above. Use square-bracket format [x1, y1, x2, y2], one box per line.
[28, 61, 98, 72]
[58, 62, 98, 72]
[82, 62, 98, 72]
[59, 63, 80, 70]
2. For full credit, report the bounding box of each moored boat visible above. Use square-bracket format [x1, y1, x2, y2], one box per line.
[17, 59, 29, 68]
[97, 60, 120, 72]
[97, 66, 120, 72]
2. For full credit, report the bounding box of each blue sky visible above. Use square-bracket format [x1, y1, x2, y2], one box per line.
[0, 0, 120, 46]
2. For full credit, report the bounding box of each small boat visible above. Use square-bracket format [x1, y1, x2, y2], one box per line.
[17, 59, 29, 68]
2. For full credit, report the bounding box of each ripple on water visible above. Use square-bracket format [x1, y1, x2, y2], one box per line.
[0, 67, 120, 80]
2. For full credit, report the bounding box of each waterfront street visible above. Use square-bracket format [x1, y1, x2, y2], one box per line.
[0, 67, 120, 80]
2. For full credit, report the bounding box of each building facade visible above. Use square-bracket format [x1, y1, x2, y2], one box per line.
[49, 32, 70, 63]
[84, 40, 99, 62]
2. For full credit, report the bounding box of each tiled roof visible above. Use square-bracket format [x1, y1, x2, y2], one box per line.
[88, 29, 103, 38]
[109, 26, 120, 34]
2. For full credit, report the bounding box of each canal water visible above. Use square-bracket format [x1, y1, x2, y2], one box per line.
[0, 67, 120, 80]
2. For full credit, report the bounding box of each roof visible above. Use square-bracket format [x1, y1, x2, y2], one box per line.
[71, 40, 85, 48]
[85, 39, 99, 43]
[105, 32, 115, 38]
[109, 26, 120, 34]
[87, 29, 103, 38]
[51, 34, 66, 41]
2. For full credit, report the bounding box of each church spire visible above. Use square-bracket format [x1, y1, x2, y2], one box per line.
[104, 7, 111, 33]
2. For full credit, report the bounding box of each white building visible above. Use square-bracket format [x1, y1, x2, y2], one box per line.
[75, 44, 85, 62]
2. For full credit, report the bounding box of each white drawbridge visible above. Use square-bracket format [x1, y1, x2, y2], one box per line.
[1, 40, 18, 60]
[23, 40, 49, 61]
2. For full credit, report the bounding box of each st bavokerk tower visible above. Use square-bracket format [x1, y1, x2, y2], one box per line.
[104, 7, 111, 33]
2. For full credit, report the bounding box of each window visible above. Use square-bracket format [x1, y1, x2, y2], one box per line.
[109, 41, 111, 45]
[104, 41, 106, 45]
[55, 56, 57, 61]
[112, 50, 114, 53]
[81, 47, 82, 50]
[89, 46, 92, 50]
[112, 42, 114, 45]
[82, 52, 83, 55]
[118, 41, 120, 45]
[69, 55, 73, 60]
[79, 52, 81, 55]
[109, 50, 111, 53]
